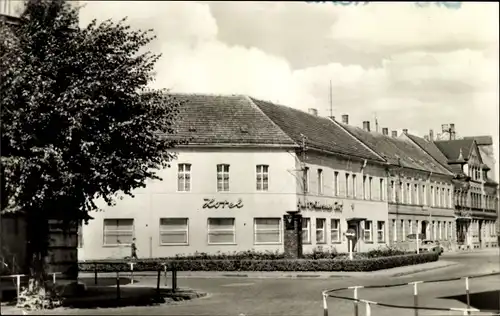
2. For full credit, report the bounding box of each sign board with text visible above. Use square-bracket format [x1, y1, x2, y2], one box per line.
[345, 228, 356, 239]
[407, 233, 425, 240]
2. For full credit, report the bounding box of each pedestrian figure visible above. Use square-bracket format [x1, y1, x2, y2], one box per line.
[131, 238, 138, 260]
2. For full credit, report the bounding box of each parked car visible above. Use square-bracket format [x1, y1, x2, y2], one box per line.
[419, 240, 444, 255]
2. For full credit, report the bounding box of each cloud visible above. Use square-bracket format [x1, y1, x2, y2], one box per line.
[79, 1, 499, 178]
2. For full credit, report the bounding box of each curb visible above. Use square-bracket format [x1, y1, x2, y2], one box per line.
[389, 261, 459, 277]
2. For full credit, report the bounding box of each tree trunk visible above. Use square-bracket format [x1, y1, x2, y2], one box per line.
[17, 215, 58, 310]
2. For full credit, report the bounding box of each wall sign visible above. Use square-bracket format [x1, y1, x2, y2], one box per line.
[203, 198, 243, 209]
[297, 200, 343, 212]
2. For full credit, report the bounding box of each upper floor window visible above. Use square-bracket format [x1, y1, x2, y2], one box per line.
[177, 163, 191, 192]
[318, 169, 324, 195]
[304, 167, 310, 193]
[217, 164, 230, 192]
[430, 186, 435, 206]
[390, 181, 396, 202]
[345, 173, 350, 197]
[406, 183, 411, 204]
[333, 172, 339, 196]
[379, 178, 384, 201]
[414, 184, 419, 205]
[352, 174, 357, 198]
[422, 185, 427, 205]
[368, 177, 373, 199]
[256, 165, 269, 191]
[363, 176, 367, 199]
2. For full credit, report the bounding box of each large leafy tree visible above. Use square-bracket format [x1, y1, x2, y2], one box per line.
[1, 0, 183, 303]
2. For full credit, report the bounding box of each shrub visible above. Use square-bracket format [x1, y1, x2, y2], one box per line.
[79, 252, 438, 273]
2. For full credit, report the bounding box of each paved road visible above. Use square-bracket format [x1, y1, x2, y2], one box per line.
[2, 251, 499, 316]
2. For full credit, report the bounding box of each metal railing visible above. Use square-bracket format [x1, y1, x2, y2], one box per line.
[0, 272, 62, 304]
[321, 271, 500, 316]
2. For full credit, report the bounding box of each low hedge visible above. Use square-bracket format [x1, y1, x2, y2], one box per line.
[79, 252, 438, 272]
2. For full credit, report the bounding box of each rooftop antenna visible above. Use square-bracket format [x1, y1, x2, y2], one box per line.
[329, 80, 333, 117]
[374, 112, 379, 133]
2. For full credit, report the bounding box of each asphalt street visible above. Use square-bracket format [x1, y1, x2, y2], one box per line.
[3, 250, 499, 316]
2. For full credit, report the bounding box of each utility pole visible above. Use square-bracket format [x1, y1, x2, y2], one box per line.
[300, 134, 308, 210]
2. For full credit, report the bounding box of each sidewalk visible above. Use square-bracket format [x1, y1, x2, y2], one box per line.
[442, 247, 500, 256]
[79, 260, 458, 279]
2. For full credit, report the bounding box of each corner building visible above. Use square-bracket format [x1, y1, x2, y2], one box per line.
[79, 94, 389, 260]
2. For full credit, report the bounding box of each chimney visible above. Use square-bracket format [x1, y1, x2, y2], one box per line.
[341, 114, 349, 124]
[450, 123, 455, 140]
[308, 108, 318, 116]
[391, 131, 398, 138]
[429, 129, 434, 141]
[362, 121, 371, 132]
[382, 128, 389, 136]
[402, 129, 408, 134]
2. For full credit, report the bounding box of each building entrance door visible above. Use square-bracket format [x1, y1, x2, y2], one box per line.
[347, 223, 359, 252]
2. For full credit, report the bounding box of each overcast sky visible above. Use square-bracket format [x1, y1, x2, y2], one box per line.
[78, 1, 498, 172]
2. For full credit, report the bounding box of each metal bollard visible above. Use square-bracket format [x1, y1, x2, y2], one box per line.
[116, 271, 121, 301]
[164, 264, 168, 287]
[129, 262, 135, 285]
[94, 264, 98, 285]
[15, 275, 22, 305]
[156, 269, 161, 297]
[322, 292, 329, 316]
[348, 286, 363, 316]
[409, 281, 422, 316]
[464, 277, 471, 315]
[365, 302, 371, 316]
[172, 267, 177, 292]
[52, 273, 56, 285]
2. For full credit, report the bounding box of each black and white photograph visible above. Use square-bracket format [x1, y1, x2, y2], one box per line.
[1, 1, 499, 315]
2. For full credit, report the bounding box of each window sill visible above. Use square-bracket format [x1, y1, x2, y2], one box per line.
[377, 240, 385, 243]
[303, 242, 312, 245]
[316, 242, 327, 245]
[208, 243, 237, 245]
[331, 241, 342, 244]
[160, 243, 189, 246]
[364, 241, 374, 244]
[102, 244, 131, 248]
[176, 190, 191, 193]
[254, 242, 282, 245]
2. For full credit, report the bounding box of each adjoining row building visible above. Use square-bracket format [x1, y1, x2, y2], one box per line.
[77, 94, 499, 260]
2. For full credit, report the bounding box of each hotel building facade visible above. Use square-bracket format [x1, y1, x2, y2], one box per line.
[78, 95, 391, 260]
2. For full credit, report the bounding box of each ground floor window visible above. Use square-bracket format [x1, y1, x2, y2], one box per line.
[302, 218, 311, 244]
[208, 218, 235, 244]
[330, 219, 340, 242]
[377, 221, 385, 243]
[392, 219, 397, 242]
[316, 218, 326, 244]
[254, 218, 281, 244]
[103, 219, 134, 246]
[160, 218, 189, 245]
[78, 221, 83, 248]
[364, 220, 373, 242]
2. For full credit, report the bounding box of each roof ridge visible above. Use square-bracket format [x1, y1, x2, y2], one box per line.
[331, 121, 387, 162]
[244, 96, 298, 147]
[405, 133, 455, 174]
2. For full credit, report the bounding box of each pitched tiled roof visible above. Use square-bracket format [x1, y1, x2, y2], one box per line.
[406, 134, 458, 173]
[337, 124, 453, 175]
[170, 94, 296, 146]
[463, 136, 493, 146]
[434, 139, 475, 162]
[250, 98, 384, 162]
